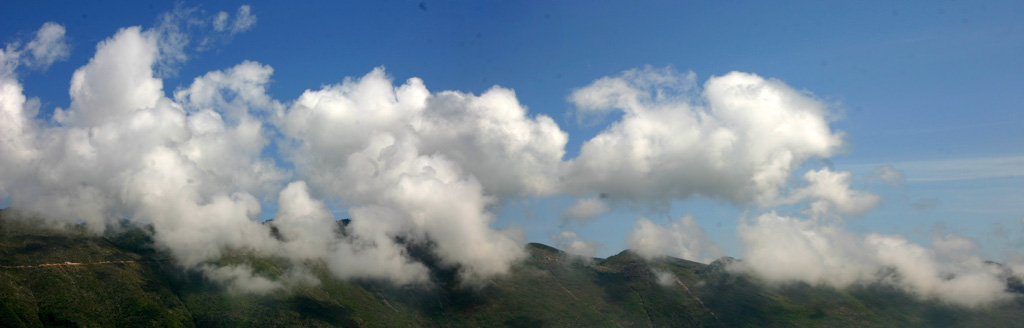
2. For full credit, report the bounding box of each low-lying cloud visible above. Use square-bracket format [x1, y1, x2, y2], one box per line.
[552, 231, 601, 258]
[736, 212, 1010, 307]
[628, 216, 721, 264]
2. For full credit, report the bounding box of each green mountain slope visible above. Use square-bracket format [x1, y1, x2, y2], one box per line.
[2, 209, 1023, 327]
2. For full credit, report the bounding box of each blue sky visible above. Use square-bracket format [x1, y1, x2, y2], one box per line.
[2, 0, 1022, 267]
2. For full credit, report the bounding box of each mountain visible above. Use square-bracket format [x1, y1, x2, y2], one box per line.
[2, 209, 1023, 327]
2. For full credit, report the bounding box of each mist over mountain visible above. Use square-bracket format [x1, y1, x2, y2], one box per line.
[3, 211, 1024, 327]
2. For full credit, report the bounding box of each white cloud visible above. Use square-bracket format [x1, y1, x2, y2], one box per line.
[273, 181, 336, 260]
[0, 25, 282, 281]
[147, 4, 258, 76]
[568, 66, 696, 125]
[562, 196, 610, 221]
[273, 182, 432, 285]
[148, 5, 196, 73]
[417, 87, 568, 196]
[200, 264, 283, 295]
[0, 47, 18, 79]
[24, 22, 70, 70]
[0, 38, 888, 292]
[231, 5, 257, 34]
[58, 26, 163, 126]
[782, 168, 882, 218]
[277, 67, 564, 283]
[0, 22, 71, 78]
[211, 5, 256, 35]
[653, 269, 676, 287]
[175, 60, 280, 115]
[213, 12, 230, 32]
[552, 231, 601, 258]
[628, 216, 721, 263]
[563, 67, 845, 208]
[932, 232, 978, 259]
[736, 213, 873, 287]
[278, 67, 567, 199]
[0, 65, 37, 174]
[5, 18, 552, 287]
[737, 212, 1011, 307]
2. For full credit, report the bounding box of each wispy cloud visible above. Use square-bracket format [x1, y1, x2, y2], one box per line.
[880, 156, 1024, 182]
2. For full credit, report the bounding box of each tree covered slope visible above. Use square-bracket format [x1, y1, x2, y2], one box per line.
[2, 209, 1023, 327]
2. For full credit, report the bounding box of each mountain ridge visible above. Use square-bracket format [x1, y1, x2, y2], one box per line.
[2, 209, 1024, 327]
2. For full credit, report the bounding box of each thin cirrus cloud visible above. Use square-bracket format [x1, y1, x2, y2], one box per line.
[897, 156, 1024, 182]
[0, 5, 1018, 307]
[865, 164, 906, 186]
[213, 5, 257, 35]
[848, 156, 1024, 184]
[0, 21, 69, 74]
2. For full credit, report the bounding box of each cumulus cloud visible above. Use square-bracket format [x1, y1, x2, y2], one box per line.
[276, 68, 559, 282]
[0, 57, 37, 202]
[1, 18, 541, 288]
[561, 196, 610, 221]
[278, 67, 567, 199]
[737, 212, 1011, 307]
[272, 181, 430, 284]
[0, 23, 58, 169]
[782, 168, 882, 218]
[175, 60, 280, 115]
[57, 26, 163, 125]
[1, 26, 288, 278]
[628, 216, 721, 263]
[24, 22, 70, 70]
[552, 231, 601, 258]
[563, 66, 845, 209]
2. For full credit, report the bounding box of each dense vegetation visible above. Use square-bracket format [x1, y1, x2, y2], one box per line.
[2, 209, 1023, 327]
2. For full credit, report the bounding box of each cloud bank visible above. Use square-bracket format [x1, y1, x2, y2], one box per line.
[0, 9, 1016, 306]
[736, 212, 1010, 307]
